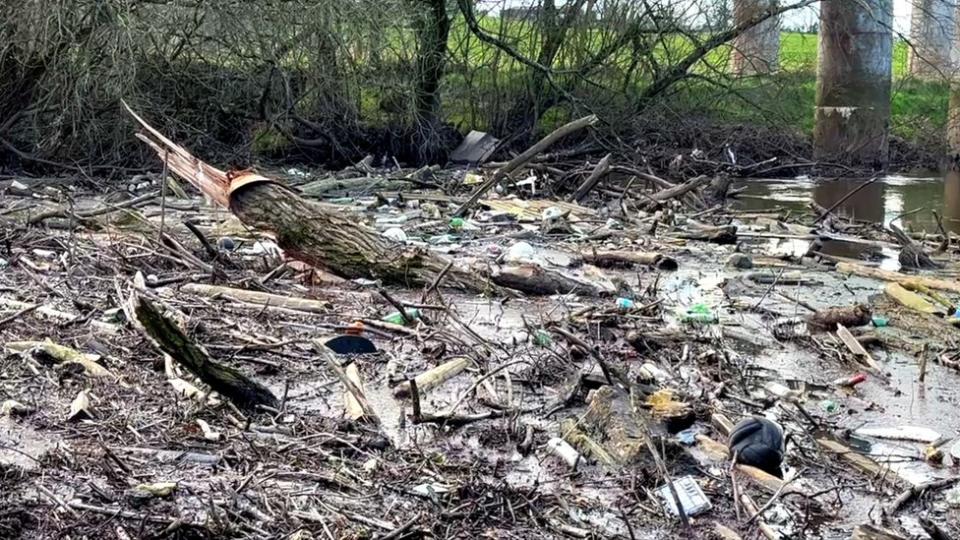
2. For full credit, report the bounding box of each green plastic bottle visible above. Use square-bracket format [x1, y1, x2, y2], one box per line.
[682, 303, 718, 324]
[382, 308, 421, 325]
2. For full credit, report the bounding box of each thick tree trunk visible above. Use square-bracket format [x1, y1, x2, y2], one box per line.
[731, 0, 780, 76]
[907, 0, 957, 80]
[948, 82, 960, 157]
[813, 0, 893, 167]
[230, 181, 492, 291]
[413, 0, 452, 130]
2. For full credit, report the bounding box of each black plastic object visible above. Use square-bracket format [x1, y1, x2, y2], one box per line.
[324, 335, 377, 355]
[729, 417, 784, 478]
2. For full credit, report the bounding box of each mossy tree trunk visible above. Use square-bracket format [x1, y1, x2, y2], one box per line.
[229, 181, 493, 292]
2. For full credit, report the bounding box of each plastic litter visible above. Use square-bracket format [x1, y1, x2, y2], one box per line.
[871, 315, 888, 327]
[819, 399, 839, 414]
[831, 373, 867, 388]
[616, 297, 635, 311]
[449, 217, 465, 230]
[324, 335, 377, 355]
[383, 228, 407, 242]
[504, 241, 535, 263]
[382, 309, 421, 326]
[546, 437, 580, 467]
[682, 303, 718, 324]
[676, 428, 697, 445]
[533, 330, 552, 347]
[657, 476, 712, 518]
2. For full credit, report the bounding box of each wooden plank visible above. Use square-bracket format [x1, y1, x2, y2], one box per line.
[836, 324, 884, 374]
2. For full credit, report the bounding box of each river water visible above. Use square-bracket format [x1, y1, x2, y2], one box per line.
[734, 171, 960, 234]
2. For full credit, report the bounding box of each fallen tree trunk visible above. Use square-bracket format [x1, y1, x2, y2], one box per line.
[581, 249, 679, 271]
[131, 294, 277, 410]
[124, 103, 494, 294]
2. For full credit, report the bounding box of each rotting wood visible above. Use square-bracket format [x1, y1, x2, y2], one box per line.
[6, 340, 114, 379]
[131, 293, 277, 410]
[0, 297, 118, 334]
[581, 249, 678, 271]
[805, 303, 871, 332]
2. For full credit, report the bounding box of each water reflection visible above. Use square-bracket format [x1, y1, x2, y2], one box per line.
[735, 173, 960, 235]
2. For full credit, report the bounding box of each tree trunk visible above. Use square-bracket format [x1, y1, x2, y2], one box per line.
[413, 0, 452, 129]
[731, 0, 780, 76]
[411, 0, 453, 162]
[948, 83, 960, 159]
[813, 0, 893, 167]
[907, 0, 957, 80]
[230, 181, 491, 291]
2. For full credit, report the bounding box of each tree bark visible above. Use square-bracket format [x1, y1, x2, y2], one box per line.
[413, 0, 452, 130]
[230, 181, 492, 291]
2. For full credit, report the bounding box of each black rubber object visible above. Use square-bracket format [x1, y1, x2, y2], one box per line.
[729, 417, 784, 478]
[324, 335, 377, 355]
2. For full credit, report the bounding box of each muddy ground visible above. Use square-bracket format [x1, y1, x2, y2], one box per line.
[1, 169, 959, 540]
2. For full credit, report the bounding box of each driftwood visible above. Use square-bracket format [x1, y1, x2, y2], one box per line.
[816, 438, 907, 488]
[394, 357, 470, 398]
[318, 346, 380, 425]
[453, 115, 598, 217]
[299, 177, 413, 197]
[889, 223, 940, 270]
[125, 103, 494, 294]
[569, 153, 611, 203]
[677, 223, 737, 244]
[181, 283, 331, 314]
[639, 176, 710, 211]
[131, 294, 277, 409]
[805, 304, 871, 333]
[581, 249, 679, 271]
[836, 324, 884, 374]
[836, 262, 960, 294]
[491, 264, 615, 296]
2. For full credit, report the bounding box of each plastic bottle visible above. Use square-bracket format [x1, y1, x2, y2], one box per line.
[616, 297, 635, 311]
[819, 399, 839, 414]
[682, 303, 718, 324]
[449, 217, 465, 230]
[831, 373, 867, 388]
[533, 330, 552, 347]
[382, 308, 421, 325]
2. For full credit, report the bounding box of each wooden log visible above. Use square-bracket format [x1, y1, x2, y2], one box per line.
[581, 249, 679, 271]
[560, 418, 619, 468]
[805, 304, 871, 332]
[816, 438, 907, 488]
[180, 283, 332, 314]
[639, 176, 710, 211]
[125, 103, 494, 294]
[851, 524, 908, 540]
[299, 177, 413, 197]
[491, 264, 616, 296]
[318, 347, 379, 425]
[569, 153, 611, 203]
[836, 324, 885, 374]
[740, 493, 781, 540]
[393, 357, 470, 398]
[131, 294, 277, 409]
[883, 283, 945, 316]
[6, 340, 114, 379]
[836, 262, 960, 294]
[677, 224, 738, 244]
[344, 363, 366, 421]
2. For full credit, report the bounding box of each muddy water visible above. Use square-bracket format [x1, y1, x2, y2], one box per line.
[735, 172, 960, 234]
